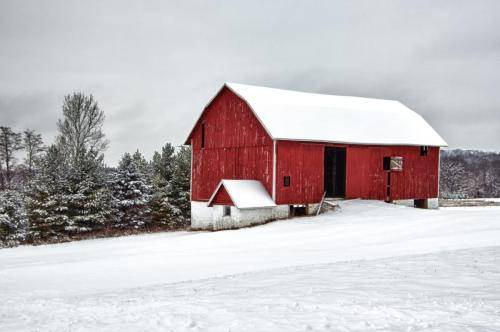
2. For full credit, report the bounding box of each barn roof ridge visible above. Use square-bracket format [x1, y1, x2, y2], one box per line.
[226, 81, 401, 104]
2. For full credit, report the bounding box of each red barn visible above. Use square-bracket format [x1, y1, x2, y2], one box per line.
[185, 83, 447, 230]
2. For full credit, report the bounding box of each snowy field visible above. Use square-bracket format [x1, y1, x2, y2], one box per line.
[1, 200, 500, 331]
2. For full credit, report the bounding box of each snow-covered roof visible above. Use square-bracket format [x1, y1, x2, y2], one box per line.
[190, 82, 447, 147]
[208, 180, 276, 209]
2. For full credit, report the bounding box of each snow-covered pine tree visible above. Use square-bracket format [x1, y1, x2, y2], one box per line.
[25, 145, 70, 240]
[167, 146, 191, 229]
[0, 190, 28, 247]
[132, 150, 151, 183]
[150, 143, 175, 228]
[110, 152, 152, 229]
[64, 149, 113, 233]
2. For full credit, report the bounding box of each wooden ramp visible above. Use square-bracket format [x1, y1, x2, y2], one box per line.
[316, 194, 343, 215]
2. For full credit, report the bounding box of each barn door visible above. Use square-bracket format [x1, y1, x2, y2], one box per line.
[324, 147, 346, 198]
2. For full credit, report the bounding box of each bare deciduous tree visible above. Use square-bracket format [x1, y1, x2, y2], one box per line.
[23, 129, 46, 174]
[0, 127, 23, 190]
[57, 93, 108, 161]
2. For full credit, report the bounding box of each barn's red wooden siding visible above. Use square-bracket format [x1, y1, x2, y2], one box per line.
[275, 141, 324, 205]
[275, 141, 439, 205]
[209, 185, 234, 206]
[346, 145, 439, 201]
[189, 87, 273, 201]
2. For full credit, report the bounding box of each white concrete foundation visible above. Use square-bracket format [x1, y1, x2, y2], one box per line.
[273, 205, 290, 220]
[191, 201, 215, 230]
[426, 198, 439, 209]
[191, 201, 290, 230]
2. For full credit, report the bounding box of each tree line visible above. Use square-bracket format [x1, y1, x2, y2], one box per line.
[439, 149, 500, 199]
[1, 93, 190, 247]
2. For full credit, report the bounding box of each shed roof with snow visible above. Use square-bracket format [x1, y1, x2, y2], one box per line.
[188, 82, 447, 147]
[208, 180, 276, 209]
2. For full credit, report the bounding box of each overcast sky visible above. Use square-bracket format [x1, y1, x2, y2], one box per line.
[1, 0, 499, 165]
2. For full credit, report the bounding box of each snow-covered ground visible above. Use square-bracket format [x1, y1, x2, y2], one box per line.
[1, 200, 499, 331]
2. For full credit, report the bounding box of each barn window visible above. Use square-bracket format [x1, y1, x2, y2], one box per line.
[223, 206, 231, 217]
[201, 123, 205, 149]
[420, 146, 428, 156]
[283, 176, 291, 187]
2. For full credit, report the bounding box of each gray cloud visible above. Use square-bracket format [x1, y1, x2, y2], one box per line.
[1, 0, 499, 165]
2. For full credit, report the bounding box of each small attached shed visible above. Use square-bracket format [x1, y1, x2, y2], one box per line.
[203, 180, 286, 230]
[186, 83, 447, 230]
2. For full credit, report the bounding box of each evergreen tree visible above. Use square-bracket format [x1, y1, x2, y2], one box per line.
[0, 190, 28, 247]
[26, 145, 69, 240]
[110, 153, 152, 228]
[64, 150, 112, 233]
[167, 146, 191, 228]
[132, 149, 151, 181]
[150, 143, 175, 228]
